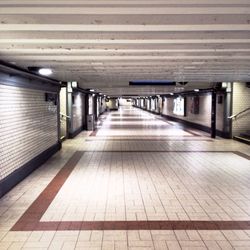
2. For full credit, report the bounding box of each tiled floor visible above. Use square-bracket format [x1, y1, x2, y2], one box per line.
[0, 106, 250, 249]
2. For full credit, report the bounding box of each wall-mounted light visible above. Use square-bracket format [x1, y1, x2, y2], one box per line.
[222, 82, 229, 88]
[38, 68, 53, 76]
[28, 66, 53, 76]
[71, 81, 78, 88]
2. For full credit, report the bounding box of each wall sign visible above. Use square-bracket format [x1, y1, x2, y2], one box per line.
[191, 96, 199, 114]
[173, 96, 186, 116]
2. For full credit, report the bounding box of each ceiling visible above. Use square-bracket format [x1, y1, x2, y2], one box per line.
[0, 0, 249, 96]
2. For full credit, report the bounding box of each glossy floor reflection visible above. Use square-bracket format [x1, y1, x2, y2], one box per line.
[0, 106, 250, 250]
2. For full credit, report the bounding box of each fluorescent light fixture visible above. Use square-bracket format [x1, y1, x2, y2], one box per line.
[184, 66, 196, 69]
[191, 61, 205, 65]
[170, 93, 174, 95]
[90, 89, 95, 92]
[38, 68, 53, 76]
[194, 89, 200, 92]
[130, 80, 175, 86]
[91, 62, 104, 65]
[71, 81, 78, 88]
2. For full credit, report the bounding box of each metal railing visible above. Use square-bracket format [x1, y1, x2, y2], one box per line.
[228, 107, 250, 120]
[60, 112, 71, 119]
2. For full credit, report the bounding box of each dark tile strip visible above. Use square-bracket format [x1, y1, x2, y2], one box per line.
[99, 125, 171, 129]
[233, 151, 250, 160]
[182, 128, 201, 137]
[155, 115, 202, 136]
[85, 139, 213, 142]
[71, 151, 249, 161]
[11, 151, 84, 231]
[13, 220, 250, 231]
[89, 135, 195, 137]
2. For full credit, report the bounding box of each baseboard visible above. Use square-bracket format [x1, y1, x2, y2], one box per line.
[69, 127, 82, 139]
[234, 136, 250, 145]
[134, 106, 159, 115]
[216, 130, 231, 139]
[161, 114, 211, 133]
[0, 142, 61, 198]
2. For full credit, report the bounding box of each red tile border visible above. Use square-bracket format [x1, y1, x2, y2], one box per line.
[12, 220, 250, 231]
[11, 150, 250, 232]
[11, 151, 84, 231]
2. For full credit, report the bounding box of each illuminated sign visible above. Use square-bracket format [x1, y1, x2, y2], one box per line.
[173, 96, 186, 116]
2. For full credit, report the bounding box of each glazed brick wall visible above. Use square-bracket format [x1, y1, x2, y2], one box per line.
[0, 84, 58, 180]
[161, 94, 225, 131]
[162, 94, 212, 128]
[232, 82, 250, 136]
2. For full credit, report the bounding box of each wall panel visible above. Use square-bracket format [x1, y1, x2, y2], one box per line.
[0, 84, 58, 181]
[232, 83, 250, 136]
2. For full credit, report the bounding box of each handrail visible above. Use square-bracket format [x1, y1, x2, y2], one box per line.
[60, 112, 71, 119]
[228, 107, 250, 119]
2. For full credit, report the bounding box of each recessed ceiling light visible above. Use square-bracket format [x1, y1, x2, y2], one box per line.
[38, 68, 53, 76]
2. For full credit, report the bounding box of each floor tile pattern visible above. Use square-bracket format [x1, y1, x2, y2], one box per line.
[0, 107, 250, 249]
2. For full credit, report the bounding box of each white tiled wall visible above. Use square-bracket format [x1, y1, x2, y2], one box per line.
[0, 84, 58, 180]
[72, 93, 84, 132]
[72, 92, 84, 132]
[162, 94, 212, 127]
[99, 97, 106, 115]
[232, 82, 250, 136]
[161, 94, 226, 132]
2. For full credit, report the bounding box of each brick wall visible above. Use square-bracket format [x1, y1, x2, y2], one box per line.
[232, 82, 250, 136]
[0, 84, 58, 181]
